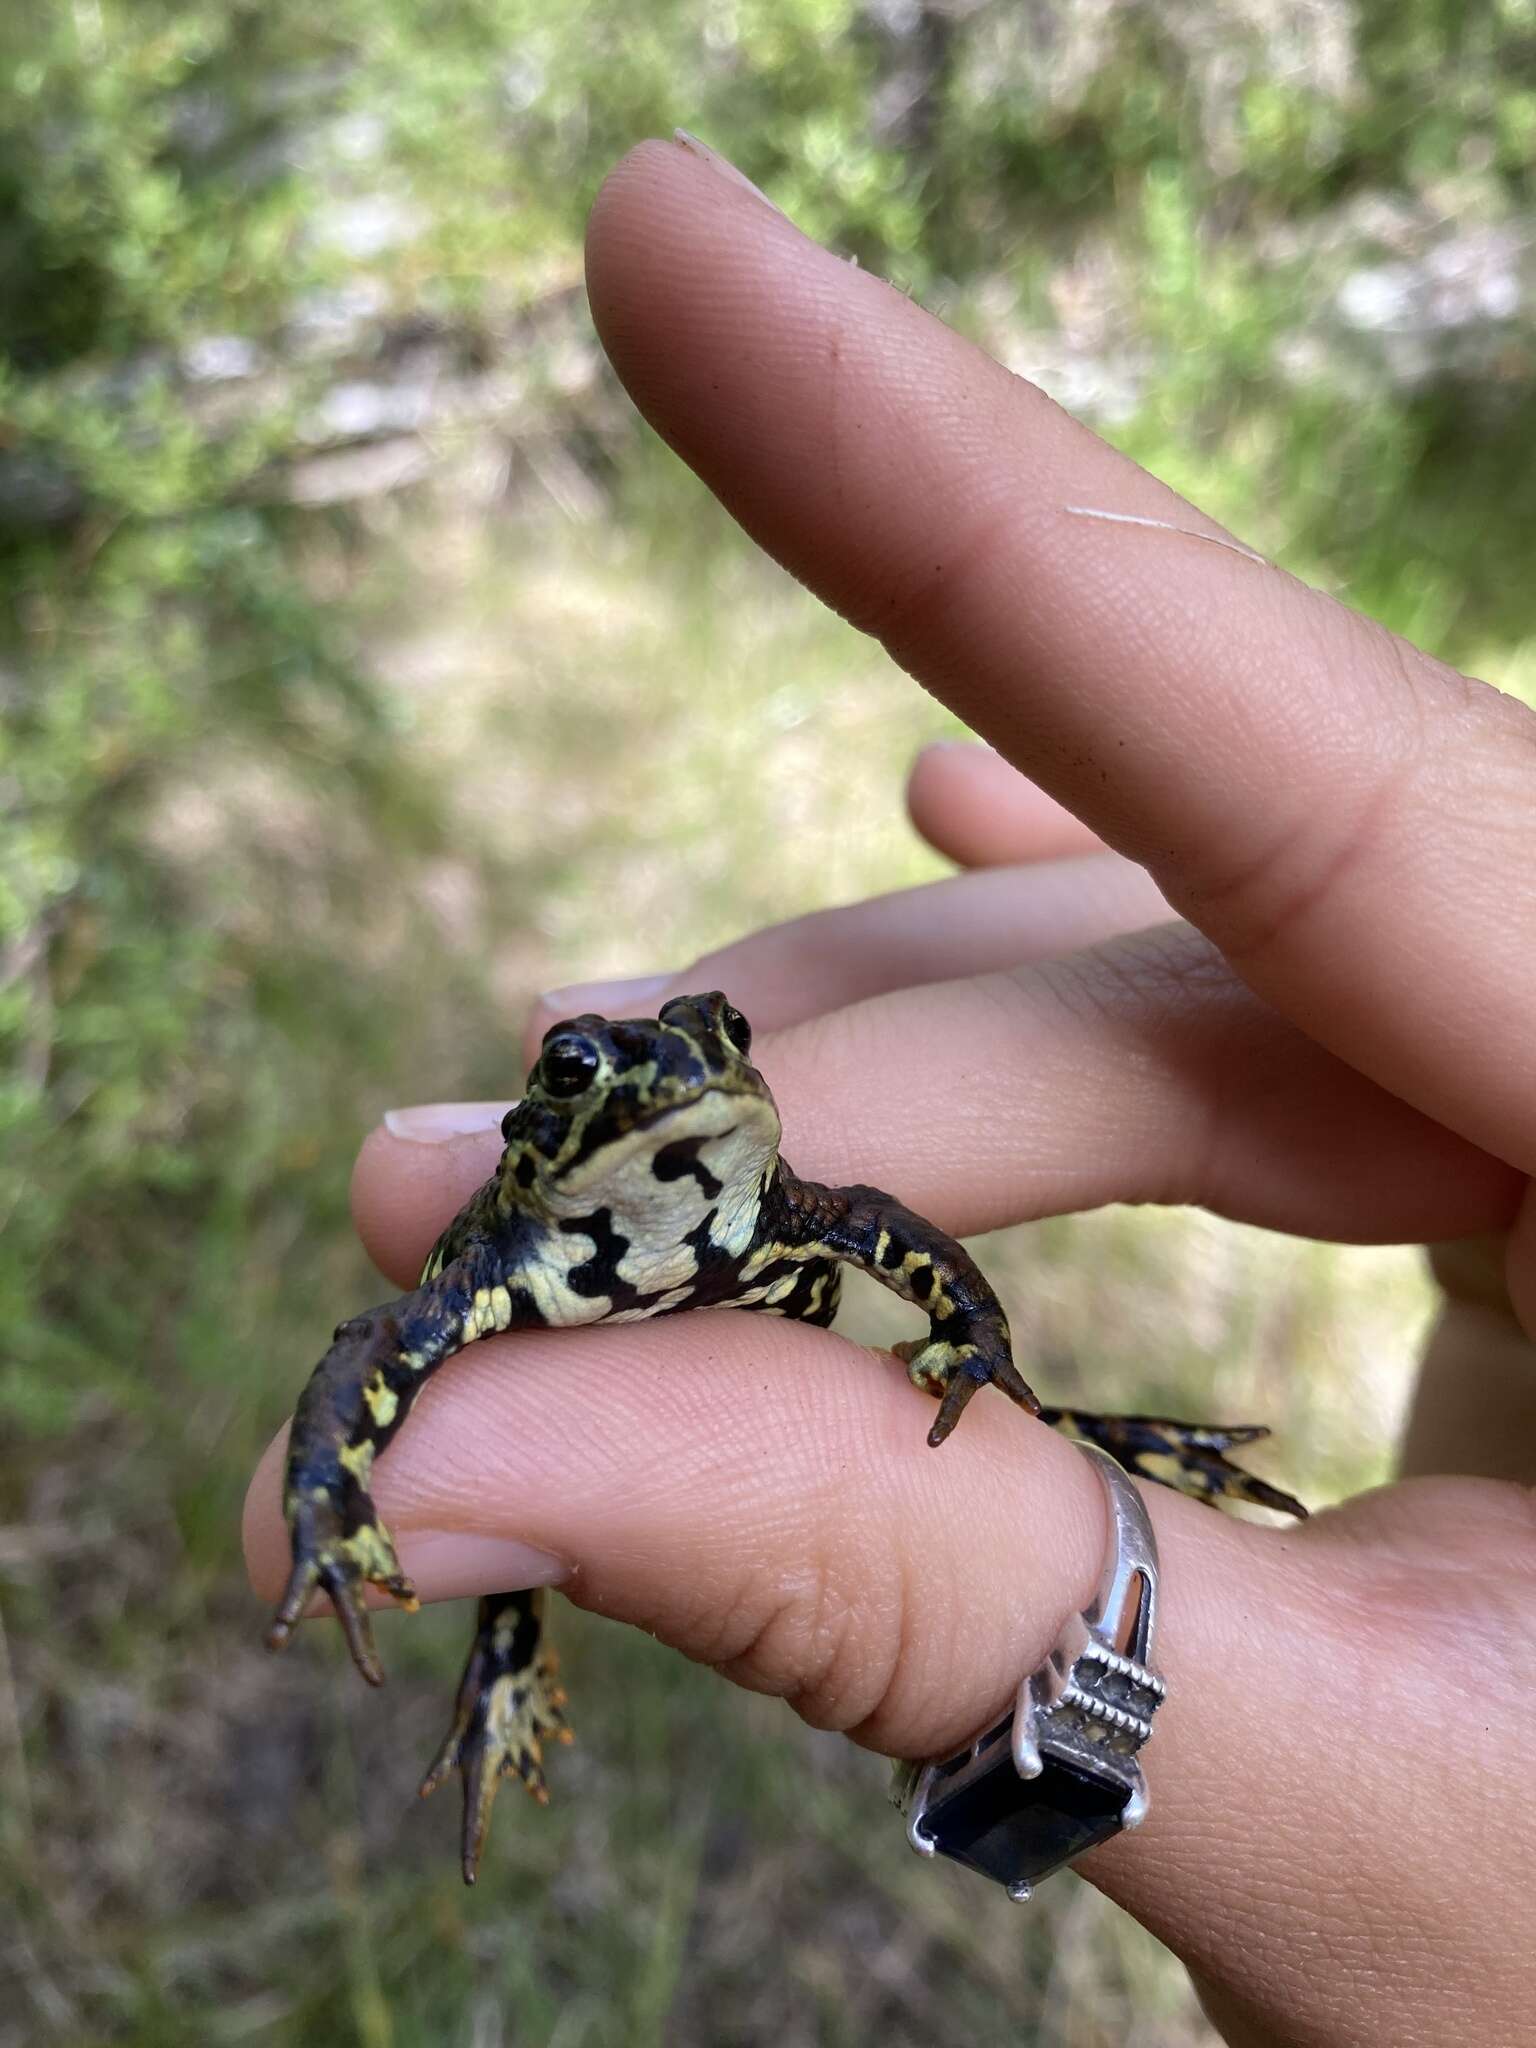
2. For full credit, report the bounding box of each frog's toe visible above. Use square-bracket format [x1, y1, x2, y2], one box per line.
[264, 1492, 418, 1687]
[419, 1592, 572, 1885]
[895, 1333, 1041, 1445]
[1042, 1408, 1308, 1518]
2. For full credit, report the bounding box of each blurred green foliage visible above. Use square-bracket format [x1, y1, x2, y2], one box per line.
[2, 2, 1534, 2041]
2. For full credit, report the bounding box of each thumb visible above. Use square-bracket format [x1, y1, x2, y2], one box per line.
[243, 1311, 1115, 1760]
[243, 1308, 1320, 1857]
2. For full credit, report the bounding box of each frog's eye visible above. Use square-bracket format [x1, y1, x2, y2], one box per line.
[719, 1002, 752, 1056]
[540, 1034, 601, 1098]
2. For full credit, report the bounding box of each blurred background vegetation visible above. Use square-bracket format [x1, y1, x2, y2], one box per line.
[4, 1, 1534, 2041]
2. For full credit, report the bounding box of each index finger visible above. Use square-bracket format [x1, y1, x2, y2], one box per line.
[587, 140, 1536, 1173]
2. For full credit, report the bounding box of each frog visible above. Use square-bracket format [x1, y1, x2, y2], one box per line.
[264, 990, 1303, 1884]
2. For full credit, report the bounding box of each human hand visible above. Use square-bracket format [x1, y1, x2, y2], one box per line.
[246, 139, 1536, 2048]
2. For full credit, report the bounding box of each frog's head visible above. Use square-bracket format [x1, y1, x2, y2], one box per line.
[497, 991, 781, 1225]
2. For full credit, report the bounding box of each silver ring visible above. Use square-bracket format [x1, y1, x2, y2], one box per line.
[891, 1441, 1166, 1900]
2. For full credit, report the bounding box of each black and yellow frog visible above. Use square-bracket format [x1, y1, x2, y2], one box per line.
[265, 991, 1301, 1882]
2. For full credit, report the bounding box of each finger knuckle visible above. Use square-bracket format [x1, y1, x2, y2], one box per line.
[704, 1555, 847, 1702]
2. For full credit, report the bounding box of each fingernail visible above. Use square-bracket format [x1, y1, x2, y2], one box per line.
[534, 973, 675, 1028]
[674, 130, 785, 217]
[403, 1532, 572, 1602]
[384, 1101, 509, 1143]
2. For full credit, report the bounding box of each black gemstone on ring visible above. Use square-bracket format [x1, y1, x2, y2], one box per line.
[915, 1748, 1130, 1890]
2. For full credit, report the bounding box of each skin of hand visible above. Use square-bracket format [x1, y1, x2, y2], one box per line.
[244, 140, 1536, 2048]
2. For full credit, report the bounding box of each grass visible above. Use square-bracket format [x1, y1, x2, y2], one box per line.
[2, 482, 1437, 2047]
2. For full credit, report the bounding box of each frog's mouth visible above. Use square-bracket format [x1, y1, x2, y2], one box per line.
[614, 1077, 773, 1143]
[555, 1080, 779, 1196]
[639, 1075, 767, 1117]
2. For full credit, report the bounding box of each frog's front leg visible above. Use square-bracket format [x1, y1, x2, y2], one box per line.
[265, 1249, 505, 1684]
[769, 1174, 1041, 1444]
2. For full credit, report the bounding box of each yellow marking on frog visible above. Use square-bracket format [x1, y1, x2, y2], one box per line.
[874, 1229, 891, 1266]
[340, 1439, 376, 1482]
[471, 1287, 509, 1333]
[737, 1237, 804, 1285]
[729, 1282, 774, 1307]
[523, 1254, 609, 1327]
[1138, 1451, 1190, 1493]
[763, 1272, 800, 1306]
[900, 1249, 949, 1310]
[902, 1339, 976, 1396]
[364, 1377, 399, 1429]
[342, 1519, 414, 1600]
[607, 1284, 695, 1322]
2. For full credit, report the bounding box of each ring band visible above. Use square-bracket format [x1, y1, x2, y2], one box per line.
[892, 1441, 1165, 1900]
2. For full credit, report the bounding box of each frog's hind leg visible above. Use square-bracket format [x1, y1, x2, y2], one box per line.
[418, 1588, 573, 1885]
[1040, 1407, 1307, 1518]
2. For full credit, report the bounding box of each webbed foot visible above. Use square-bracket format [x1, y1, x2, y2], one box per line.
[264, 1485, 418, 1686]
[418, 1589, 573, 1885]
[1041, 1407, 1307, 1518]
[893, 1331, 1042, 1445]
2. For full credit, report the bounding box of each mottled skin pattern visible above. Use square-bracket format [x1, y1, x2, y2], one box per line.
[266, 991, 1303, 1883]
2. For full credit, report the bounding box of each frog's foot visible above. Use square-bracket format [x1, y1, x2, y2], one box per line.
[263, 1486, 418, 1687]
[894, 1331, 1041, 1446]
[1041, 1407, 1308, 1519]
[418, 1589, 573, 1886]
